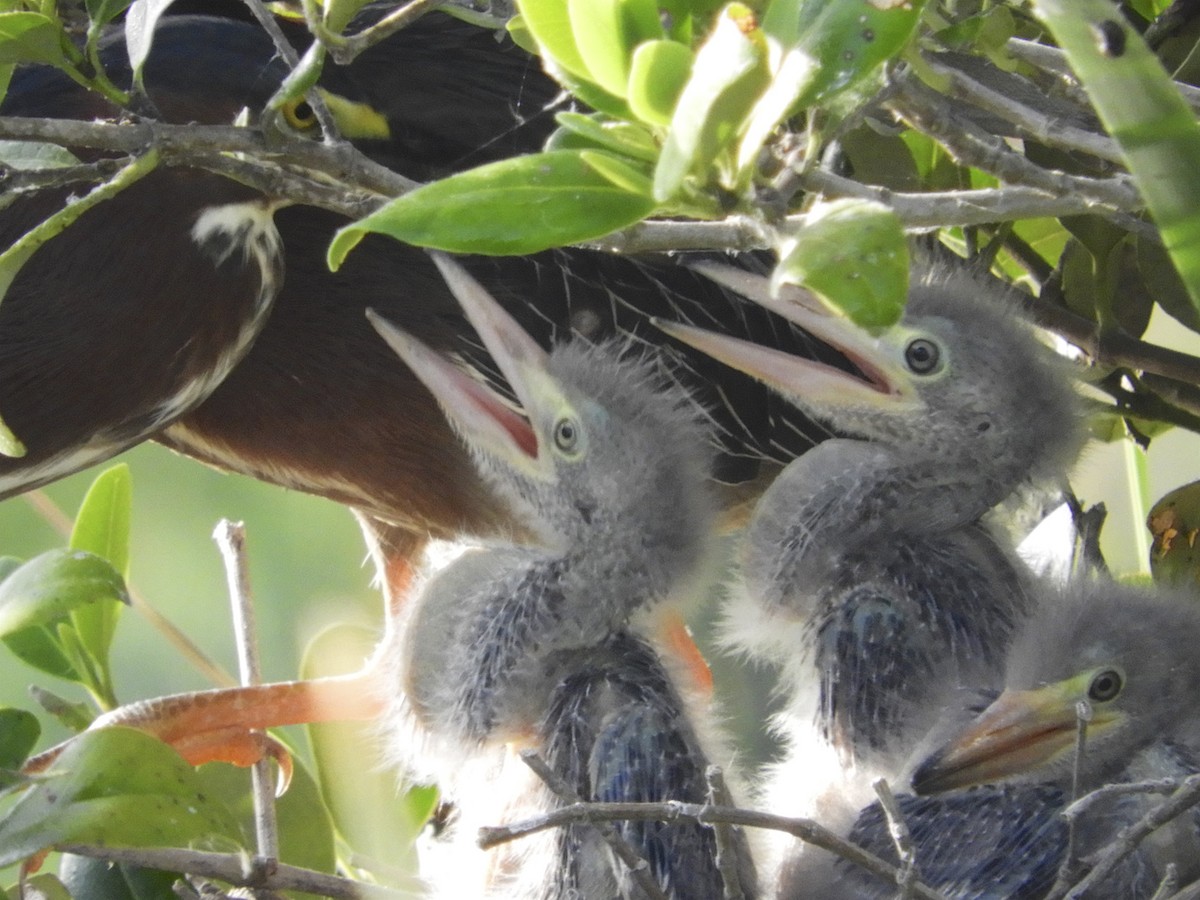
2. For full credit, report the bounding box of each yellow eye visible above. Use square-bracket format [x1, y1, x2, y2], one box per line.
[282, 99, 318, 131]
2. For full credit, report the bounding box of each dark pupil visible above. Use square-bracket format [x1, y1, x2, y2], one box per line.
[293, 102, 314, 123]
[556, 421, 575, 448]
[1088, 670, 1121, 702]
[906, 339, 939, 373]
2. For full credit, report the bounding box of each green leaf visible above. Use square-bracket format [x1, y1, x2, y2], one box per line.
[84, 0, 133, 31]
[1148, 481, 1200, 590]
[4, 626, 76, 683]
[568, 0, 663, 97]
[0, 728, 240, 868]
[516, 0, 592, 81]
[0, 63, 13, 109]
[653, 4, 770, 201]
[0, 708, 39, 789]
[838, 126, 920, 192]
[58, 855, 178, 900]
[551, 112, 659, 162]
[0, 12, 67, 67]
[738, 0, 927, 172]
[773, 199, 908, 330]
[1032, 0, 1200, 322]
[1139, 234, 1200, 332]
[0, 414, 22, 458]
[627, 39, 694, 127]
[4, 874, 72, 900]
[66, 465, 132, 685]
[123, 0, 174, 83]
[29, 685, 94, 733]
[69, 464, 133, 578]
[0, 549, 128, 639]
[323, 0, 375, 32]
[329, 150, 656, 260]
[0, 140, 78, 171]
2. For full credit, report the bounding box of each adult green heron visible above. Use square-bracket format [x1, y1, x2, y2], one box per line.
[366, 254, 755, 898]
[816, 580, 1200, 899]
[0, 12, 833, 575]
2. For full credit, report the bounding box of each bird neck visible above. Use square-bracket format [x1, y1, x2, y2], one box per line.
[745, 438, 1010, 601]
[558, 506, 712, 611]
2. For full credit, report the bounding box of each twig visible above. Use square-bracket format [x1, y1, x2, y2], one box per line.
[872, 779, 918, 900]
[515, 749, 670, 900]
[919, 53, 1123, 164]
[705, 766, 746, 900]
[1004, 37, 1200, 113]
[1167, 873, 1200, 900]
[314, 0, 449, 66]
[239, 0, 340, 141]
[796, 163, 1138, 227]
[1048, 773, 1200, 900]
[1050, 700, 1093, 893]
[885, 75, 1143, 218]
[1011, 290, 1200, 386]
[0, 150, 159, 286]
[55, 844, 418, 899]
[1151, 863, 1178, 900]
[478, 797, 952, 900]
[0, 117, 415, 198]
[213, 521, 279, 880]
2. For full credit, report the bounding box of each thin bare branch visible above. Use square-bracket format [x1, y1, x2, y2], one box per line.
[885, 75, 1142, 217]
[516, 749, 670, 900]
[1047, 773, 1200, 900]
[1005, 37, 1200, 113]
[56, 844, 418, 899]
[705, 766, 746, 900]
[1062, 779, 1183, 822]
[1151, 864, 1179, 900]
[918, 53, 1123, 164]
[872, 779, 918, 900]
[317, 0, 449, 65]
[0, 116, 415, 198]
[214, 520, 279, 875]
[796, 169, 1139, 229]
[478, 798, 951, 900]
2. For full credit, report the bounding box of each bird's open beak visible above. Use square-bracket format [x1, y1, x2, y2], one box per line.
[653, 263, 919, 411]
[367, 252, 558, 478]
[911, 678, 1123, 794]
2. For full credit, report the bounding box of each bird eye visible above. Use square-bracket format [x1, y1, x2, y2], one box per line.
[553, 417, 579, 453]
[282, 99, 318, 131]
[1087, 668, 1123, 702]
[904, 338, 941, 375]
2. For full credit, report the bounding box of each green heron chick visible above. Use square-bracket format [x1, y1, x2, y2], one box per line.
[368, 254, 755, 899]
[820, 579, 1200, 899]
[659, 264, 1084, 763]
[657, 264, 1084, 882]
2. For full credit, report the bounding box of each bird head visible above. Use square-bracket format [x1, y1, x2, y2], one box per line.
[655, 263, 1083, 501]
[911, 581, 1200, 794]
[368, 253, 715, 561]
